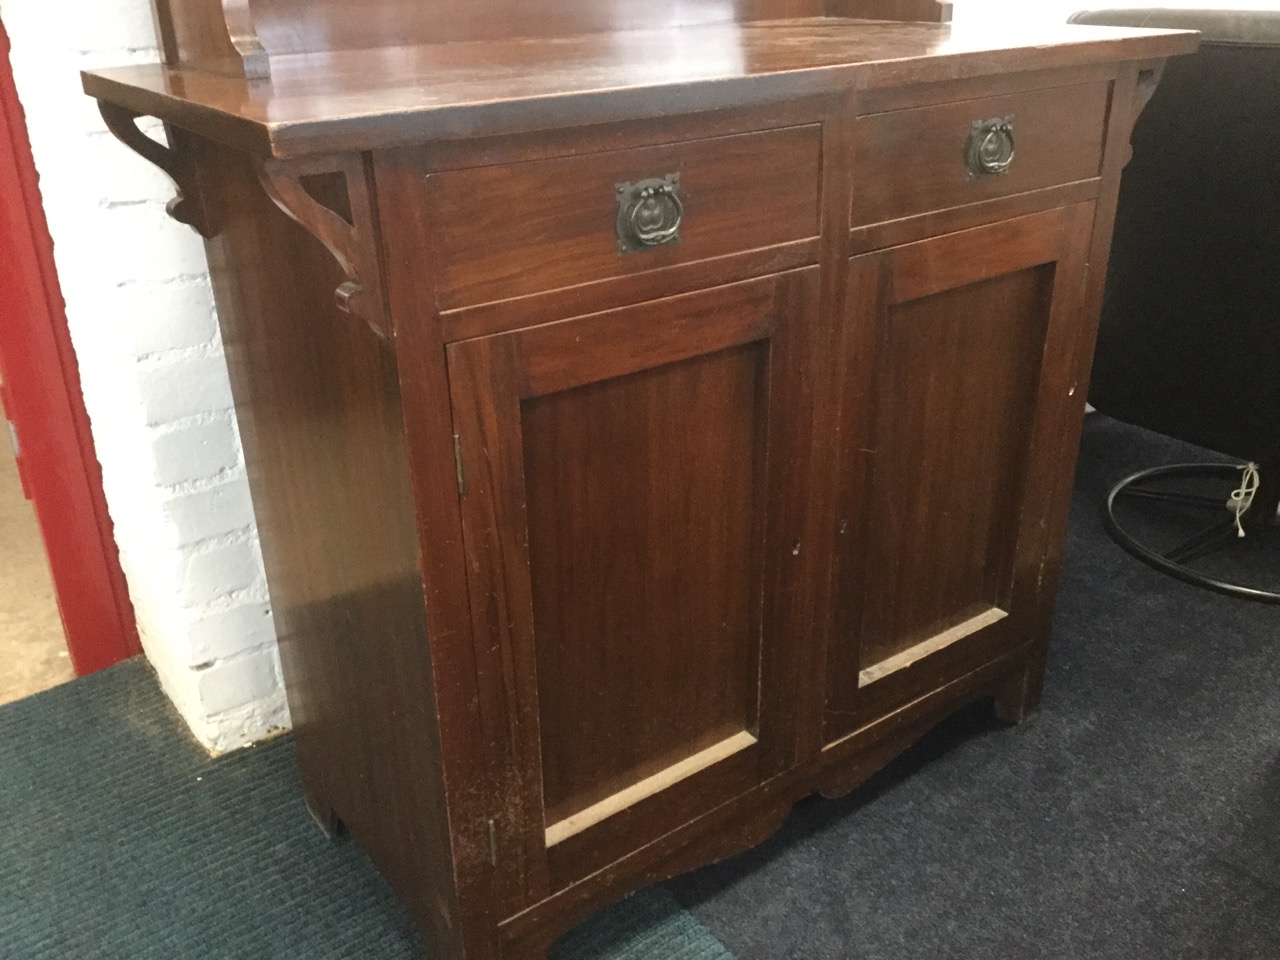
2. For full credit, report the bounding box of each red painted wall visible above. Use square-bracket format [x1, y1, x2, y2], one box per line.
[0, 17, 139, 673]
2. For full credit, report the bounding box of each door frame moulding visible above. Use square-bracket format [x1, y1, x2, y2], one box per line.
[0, 18, 140, 674]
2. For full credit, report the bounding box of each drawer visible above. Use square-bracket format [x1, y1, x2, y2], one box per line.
[424, 126, 822, 311]
[851, 82, 1110, 227]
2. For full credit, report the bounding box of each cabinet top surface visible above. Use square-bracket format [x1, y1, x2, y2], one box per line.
[82, 18, 1197, 158]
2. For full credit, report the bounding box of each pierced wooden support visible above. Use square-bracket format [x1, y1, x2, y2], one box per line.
[98, 101, 213, 238]
[1123, 62, 1167, 168]
[256, 155, 390, 339]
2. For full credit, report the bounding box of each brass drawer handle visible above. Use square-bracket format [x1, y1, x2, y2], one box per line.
[616, 174, 683, 254]
[966, 117, 1016, 177]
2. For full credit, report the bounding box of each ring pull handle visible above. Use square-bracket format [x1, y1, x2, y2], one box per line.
[616, 174, 683, 255]
[966, 117, 1016, 177]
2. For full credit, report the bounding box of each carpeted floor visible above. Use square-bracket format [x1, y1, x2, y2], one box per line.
[2, 414, 1277, 959]
[670, 415, 1280, 958]
[0, 655, 730, 960]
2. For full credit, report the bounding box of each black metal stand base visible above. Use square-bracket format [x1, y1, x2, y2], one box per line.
[1103, 462, 1280, 604]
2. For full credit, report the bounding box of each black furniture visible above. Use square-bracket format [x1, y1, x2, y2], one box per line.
[1070, 7, 1280, 602]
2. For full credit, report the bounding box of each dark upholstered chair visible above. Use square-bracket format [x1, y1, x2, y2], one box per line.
[1069, 8, 1280, 601]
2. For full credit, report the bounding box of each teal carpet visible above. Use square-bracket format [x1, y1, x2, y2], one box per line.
[0, 659, 733, 960]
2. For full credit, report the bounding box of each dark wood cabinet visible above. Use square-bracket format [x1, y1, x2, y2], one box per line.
[83, 5, 1197, 957]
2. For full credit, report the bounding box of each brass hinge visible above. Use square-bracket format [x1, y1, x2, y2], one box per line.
[453, 434, 467, 497]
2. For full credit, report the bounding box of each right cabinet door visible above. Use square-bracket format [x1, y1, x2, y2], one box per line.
[826, 204, 1095, 743]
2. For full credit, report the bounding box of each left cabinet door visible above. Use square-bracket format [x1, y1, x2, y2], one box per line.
[446, 268, 823, 906]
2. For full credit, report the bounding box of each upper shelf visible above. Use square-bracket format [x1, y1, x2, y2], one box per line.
[147, 0, 953, 78]
[82, 18, 1199, 159]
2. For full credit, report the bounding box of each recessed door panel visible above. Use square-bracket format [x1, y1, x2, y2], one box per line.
[523, 343, 768, 829]
[826, 205, 1094, 742]
[860, 266, 1052, 672]
[448, 268, 823, 905]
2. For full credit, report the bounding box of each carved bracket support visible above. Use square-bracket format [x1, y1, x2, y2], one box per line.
[98, 101, 213, 239]
[256, 155, 390, 339]
[1124, 61, 1167, 168]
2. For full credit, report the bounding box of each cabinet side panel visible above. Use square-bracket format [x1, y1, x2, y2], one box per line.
[192, 141, 461, 955]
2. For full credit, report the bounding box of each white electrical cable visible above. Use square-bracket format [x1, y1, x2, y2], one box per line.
[1228, 462, 1261, 538]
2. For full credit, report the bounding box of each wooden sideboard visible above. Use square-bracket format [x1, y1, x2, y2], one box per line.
[83, 4, 1197, 957]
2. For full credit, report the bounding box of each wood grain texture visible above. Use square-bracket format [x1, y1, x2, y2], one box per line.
[886, 205, 1069, 303]
[223, 0, 823, 64]
[218, 0, 271, 78]
[446, 269, 825, 897]
[506, 277, 779, 396]
[446, 331, 554, 913]
[255, 154, 387, 332]
[98, 101, 210, 237]
[374, 151, 512, 960]
[847, 177, 1100, 255]
[191, 138, 465, 959]
[825, 205, 1092, 742]
[995, 62, 1165, 723]
[862, 265, 1052, 663]
[82, 21, 1198, 158]
[440, 239, 820, 343]
[420, 97, 833, 173]
[851, 81, 1109, 226]
[523, 341, 769, 826]
[425, 125, 821, 310]
[534, 264, 831, 890]
[788, 89, 857, 763]
[149, 0, 247, 75]
[856, 61, 1118, 114]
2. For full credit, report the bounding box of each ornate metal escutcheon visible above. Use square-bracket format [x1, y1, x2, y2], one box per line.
[966, 117, 1016, 177]
[615, 174, 683, 254]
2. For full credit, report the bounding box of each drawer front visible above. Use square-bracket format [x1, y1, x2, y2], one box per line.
[425, 126, 822, 310]
[852, 82, 1109, 226]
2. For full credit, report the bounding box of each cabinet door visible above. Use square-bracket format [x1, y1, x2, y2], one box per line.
[447, 268, 822, 903]
[826, 205, 1094, 743]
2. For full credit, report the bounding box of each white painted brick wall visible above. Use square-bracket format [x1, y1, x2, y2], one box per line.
[150, 417, 241, 487]
[2, 0, 289, 752]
